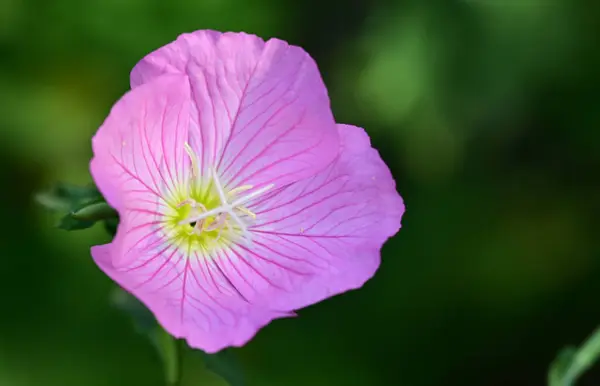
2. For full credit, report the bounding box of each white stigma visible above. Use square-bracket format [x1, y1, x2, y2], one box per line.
[177, 143, 274, 245]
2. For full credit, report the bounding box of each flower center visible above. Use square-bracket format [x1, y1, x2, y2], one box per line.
[163, 144, 273, 253]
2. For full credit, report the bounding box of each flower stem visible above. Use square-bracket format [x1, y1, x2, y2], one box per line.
[154, 327, 181, 386]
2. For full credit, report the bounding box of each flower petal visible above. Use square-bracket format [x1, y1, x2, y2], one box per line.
[90, 74, 192, 211]
[90, 74, 192, 268]
[237, 124, 405, 311]
[92, 244, 291, 353]
[131, 30, 339, 190]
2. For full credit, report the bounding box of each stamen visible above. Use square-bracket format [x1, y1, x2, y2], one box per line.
[174, 167, 273, 246]
[184, 142, 199, 178]
[231, 183, 275, 207]
[211, 168, 229, 205]
[214, 225, 223, 242]
[228, 185, 254, 197]
[236, 206, 257, 219]
[225, 209, 248, 236]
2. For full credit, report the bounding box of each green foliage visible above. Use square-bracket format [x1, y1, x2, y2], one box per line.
[549, 327, 600, 386]
[36, 182, 118, 231]
[35, 183, 102, 213]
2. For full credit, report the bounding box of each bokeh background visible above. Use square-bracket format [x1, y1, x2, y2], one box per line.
[1, 0, 599, 385]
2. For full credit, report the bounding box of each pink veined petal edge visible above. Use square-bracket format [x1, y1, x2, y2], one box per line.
[89, 30, 404, 354]
[90, 74, 191, 213]
[219, 124, 405, 311]
[90, 74, 192, 268]
[92, 244, 292, 353]
[130, 30, 340, 190]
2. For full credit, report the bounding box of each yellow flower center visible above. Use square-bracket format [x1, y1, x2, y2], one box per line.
[161, 144, 273, 254]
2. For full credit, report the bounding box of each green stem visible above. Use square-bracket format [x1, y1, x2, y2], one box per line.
[153, 327, 181, 386]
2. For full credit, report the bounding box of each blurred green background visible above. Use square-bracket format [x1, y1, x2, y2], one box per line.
[1, 0, 599, 385]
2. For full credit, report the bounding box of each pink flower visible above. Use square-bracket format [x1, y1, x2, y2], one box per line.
[90, 30, 404, 353]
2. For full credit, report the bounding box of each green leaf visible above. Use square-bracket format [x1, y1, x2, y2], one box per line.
[111, 288, 181, 386]
[549, 347, 577, 386]
[549, 326, 600, 386]
[198, 349, 246, 386]
[37, 182, 119, 233]
[57, 200, 118, 231]
[35, 183, 102, 212]
[57, 214, 97, 230]
[71, 201, 118, 221]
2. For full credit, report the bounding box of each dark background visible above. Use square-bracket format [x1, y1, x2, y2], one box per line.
[1, 0, 599, 385]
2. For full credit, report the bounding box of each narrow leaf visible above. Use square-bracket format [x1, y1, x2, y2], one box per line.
[36, 183, 102, 212]
[549, 347, 577, 386]
[38, 182, 118, 232]
[57, 214, 96, 230]
[56, 200, 117, 231]
[549, 326, 600, 386]
[71, 202, 118, 222]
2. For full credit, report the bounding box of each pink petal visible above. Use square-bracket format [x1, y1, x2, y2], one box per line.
[92, 244, 292, 353]
[130, 30, 339, 190]
[236, 124, 405, 311]
[90, 74, 191, 212]
[90, 74, 192, 267]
